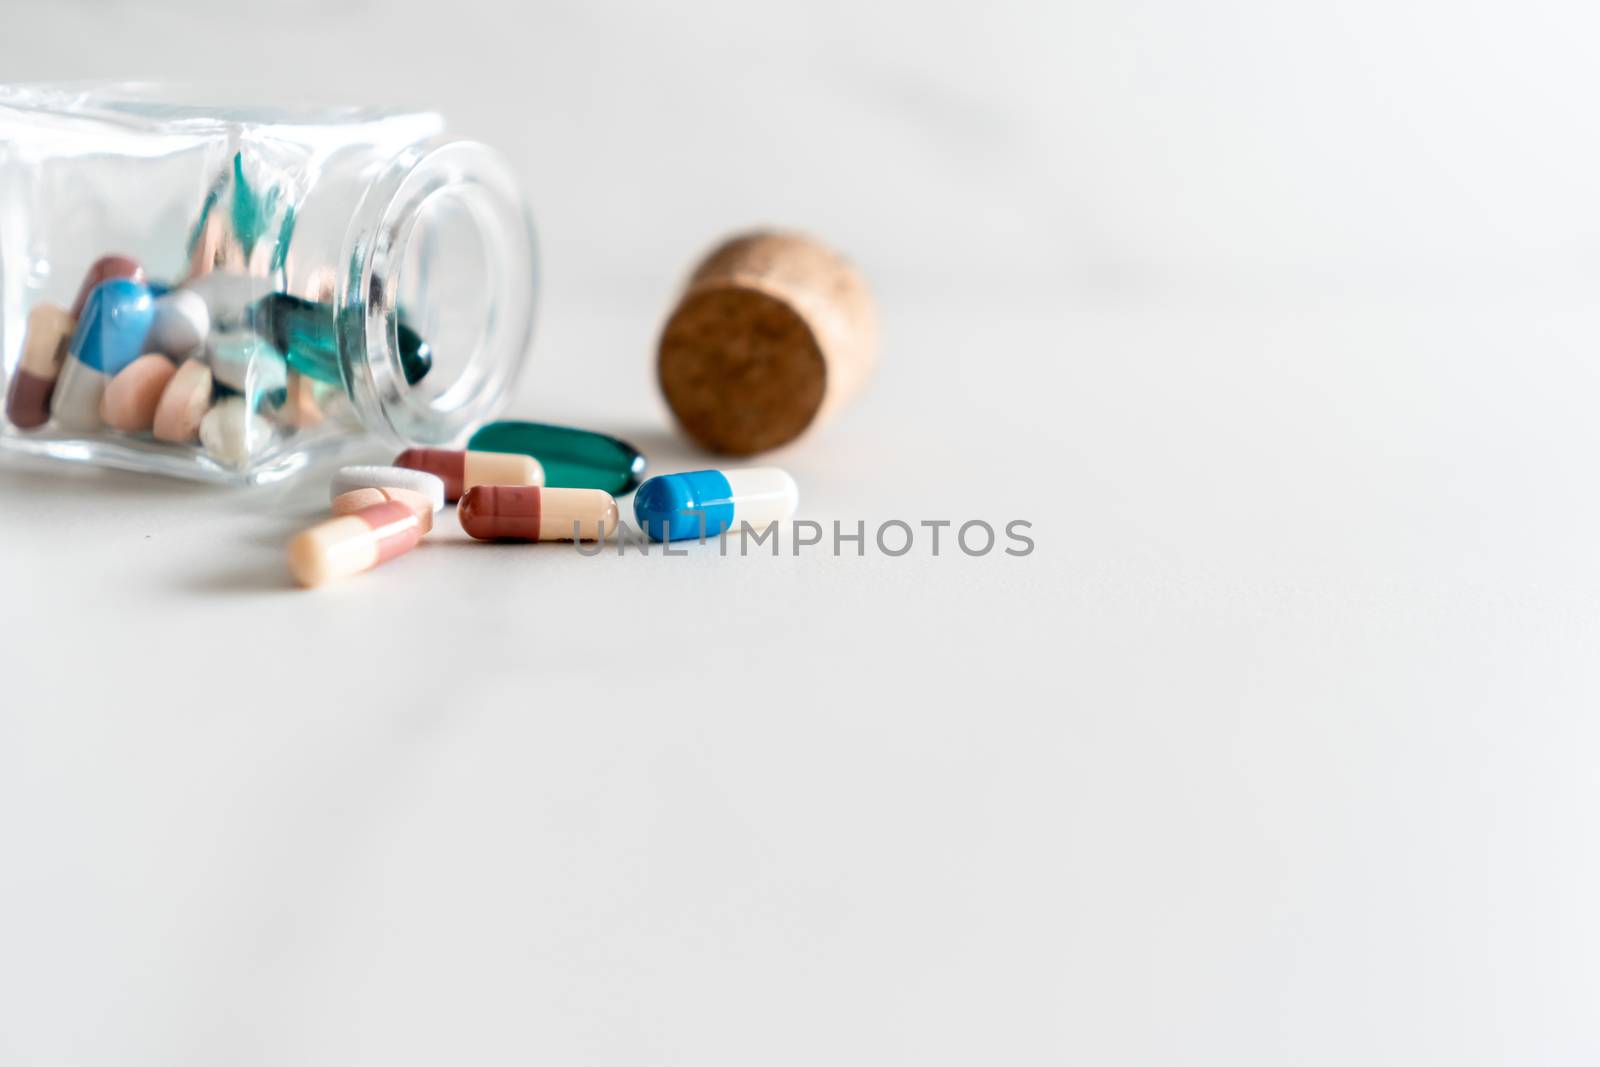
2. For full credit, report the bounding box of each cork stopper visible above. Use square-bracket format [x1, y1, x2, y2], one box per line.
[658, 231, 877, 455]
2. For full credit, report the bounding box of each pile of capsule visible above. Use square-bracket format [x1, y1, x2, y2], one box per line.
[288, 420, 800, 588]
[4, 252, 428, 469]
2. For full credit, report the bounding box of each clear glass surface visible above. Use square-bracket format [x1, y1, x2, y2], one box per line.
[0, 83, 538, 484]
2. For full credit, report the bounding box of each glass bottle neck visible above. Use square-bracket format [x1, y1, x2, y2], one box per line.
[340, 140, 537, 446]
[298, 138, 538, 446]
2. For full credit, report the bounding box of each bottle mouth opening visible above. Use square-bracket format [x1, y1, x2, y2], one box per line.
[340, 140, 537, 446]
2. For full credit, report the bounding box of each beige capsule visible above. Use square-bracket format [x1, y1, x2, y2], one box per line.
[19, 303, 75, 378]
[302, 266, 338, 303]
[185, 209, 289, 279]
[288, 500, 425, 588]
[276, 371, 324, 429]
[186, 210, 248, 279]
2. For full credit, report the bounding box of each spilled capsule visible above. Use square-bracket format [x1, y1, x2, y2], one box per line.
[394, 447, 543, 502]
[331, 487, 437, 531]
[458, 486, 618, 542]
[466, 420, 646, 494]
[633, 467, 798, 542]
[288, 499, 429, 588]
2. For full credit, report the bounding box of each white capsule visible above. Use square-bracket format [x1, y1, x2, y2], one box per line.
[633, 466, 799, 541]
[49, 357, 109, 432]
[199, 396, 274, 469]
[330, 464, 446, 514]
[721, 468, 799, 529]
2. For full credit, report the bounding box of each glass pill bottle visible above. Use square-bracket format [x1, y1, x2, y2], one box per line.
[0, 84, 538, 484]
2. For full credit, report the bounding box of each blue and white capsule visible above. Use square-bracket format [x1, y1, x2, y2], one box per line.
[52, 278, 157, 431]
[633, 467, 798, 541]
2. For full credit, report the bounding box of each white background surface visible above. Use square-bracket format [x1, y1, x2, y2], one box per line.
[3, 1, 1600, 1063]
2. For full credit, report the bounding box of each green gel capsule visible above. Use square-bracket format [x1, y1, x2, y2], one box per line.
[467, 421, 648, 494]
[230, 152, 268, 256]
[395, 319, 432, 385]
[250, 294, 432, 387]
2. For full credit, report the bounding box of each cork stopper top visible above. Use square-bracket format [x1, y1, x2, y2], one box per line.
[658, 231, 876, 456]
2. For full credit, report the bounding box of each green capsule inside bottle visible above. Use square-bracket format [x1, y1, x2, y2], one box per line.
[251, 293, 432, 388]
[467, 421, 647, 494]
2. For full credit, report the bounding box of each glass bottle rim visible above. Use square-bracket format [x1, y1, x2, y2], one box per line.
[338, 138, 539, 448]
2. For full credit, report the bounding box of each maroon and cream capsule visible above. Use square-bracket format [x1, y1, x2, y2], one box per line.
[70, 254, 144, 318]
[458, 485, 619, 542]
[288, 499, 428, 588]
[393, 447, 542, 501]
[5, 303, 75, 429]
